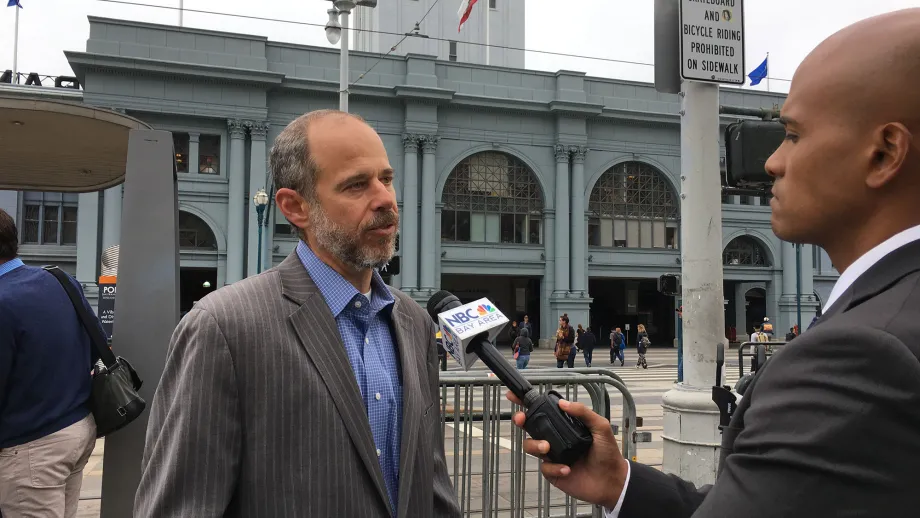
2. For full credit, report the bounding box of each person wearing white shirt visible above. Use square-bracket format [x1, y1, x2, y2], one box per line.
[507, 9, 920, 518]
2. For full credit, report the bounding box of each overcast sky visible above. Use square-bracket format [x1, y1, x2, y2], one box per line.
[2, 0, 918, 93]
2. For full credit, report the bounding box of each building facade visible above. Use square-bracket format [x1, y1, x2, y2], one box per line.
[5, 16, 837, 345]
[353, 0, 525, 68]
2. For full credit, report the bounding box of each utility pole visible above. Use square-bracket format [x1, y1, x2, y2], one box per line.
[795, 243, 802, 331]
[338, 9, 351, 112]
[661, 80, 727, 485]
[324, 1, 380, 113]
[655, 0, 746, 485]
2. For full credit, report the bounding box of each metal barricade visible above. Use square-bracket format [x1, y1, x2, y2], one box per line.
[439, 371, 639, 518]
[737, 341, 788, 377]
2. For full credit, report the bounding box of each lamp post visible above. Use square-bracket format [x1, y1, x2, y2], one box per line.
[325, 0, 378, 112]
[253, 188, 270, 273]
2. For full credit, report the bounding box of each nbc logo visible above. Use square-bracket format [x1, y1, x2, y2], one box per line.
[476, 304, 496, 316]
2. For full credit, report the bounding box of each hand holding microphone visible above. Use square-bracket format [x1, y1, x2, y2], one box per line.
[427, 291, 593, 467]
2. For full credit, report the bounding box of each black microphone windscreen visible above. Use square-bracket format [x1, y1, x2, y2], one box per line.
[426, 290, 455, 320]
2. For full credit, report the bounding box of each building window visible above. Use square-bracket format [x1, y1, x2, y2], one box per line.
[588, 161, 680, 249]
[173, 132, 190, 173]
[489, 0, 497, 8]
[723, 236, 770, 266]
[275, 223, 293, 237]
[449, 41, 458, 62]
[441, 152, 544, 245]
[19, 192, 79, 246]
[199, 135, 221, 174]
[178, 211, 218, 250]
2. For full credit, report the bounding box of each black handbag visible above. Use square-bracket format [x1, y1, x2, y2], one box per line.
[43, 266, 146, 438]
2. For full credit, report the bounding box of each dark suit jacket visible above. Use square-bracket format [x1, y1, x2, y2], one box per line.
[621, 239, 920, 517]
[135, 253, 461, 518]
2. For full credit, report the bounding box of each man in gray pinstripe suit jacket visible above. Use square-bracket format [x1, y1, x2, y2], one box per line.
[135, 110, 461, 517]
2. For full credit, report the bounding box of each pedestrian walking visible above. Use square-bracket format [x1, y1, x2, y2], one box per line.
[554, 314, 575, 368]
[610, 327, 626, 366]
[580, 327, 597, 367]
[512, 328, 533, 369]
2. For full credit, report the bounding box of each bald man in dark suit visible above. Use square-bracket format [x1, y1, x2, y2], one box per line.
[510, 8, 920, 517]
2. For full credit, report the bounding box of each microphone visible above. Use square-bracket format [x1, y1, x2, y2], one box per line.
[427, 290, 593, 466]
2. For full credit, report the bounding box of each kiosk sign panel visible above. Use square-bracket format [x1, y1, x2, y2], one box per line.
[680, 0, 745, 84]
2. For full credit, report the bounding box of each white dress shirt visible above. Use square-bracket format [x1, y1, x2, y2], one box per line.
[604, 224, 920, 518]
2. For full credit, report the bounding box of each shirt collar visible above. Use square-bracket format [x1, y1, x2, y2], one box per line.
[823, 224, 920, 312]
[295, 241, 394, 317]
[0, 258, 24, 279]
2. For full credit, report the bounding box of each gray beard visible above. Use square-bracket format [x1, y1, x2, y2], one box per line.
[309, 204, 397, 272]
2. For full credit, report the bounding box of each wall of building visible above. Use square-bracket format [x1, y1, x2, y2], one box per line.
[354, 0, 525, 68]
[4, 16, 832, 342]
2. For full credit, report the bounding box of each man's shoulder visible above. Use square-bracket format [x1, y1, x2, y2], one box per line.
[386, 287, 430, 325]
[818, 269, 920, 358]
[193, 270, 284, 319]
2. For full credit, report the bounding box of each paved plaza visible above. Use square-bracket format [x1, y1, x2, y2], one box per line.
[77, 347, 743, 517]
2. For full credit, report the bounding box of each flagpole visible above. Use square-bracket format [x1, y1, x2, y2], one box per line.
[12, 3, 20, 84]
[179, 0, 184, 27]
[766, 52, 770, 92]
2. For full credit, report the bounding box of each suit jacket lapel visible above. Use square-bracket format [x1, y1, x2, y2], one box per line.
[278, 253, 393, 516]
[391, 296, 422, 518]
[813, 239, 920, 329]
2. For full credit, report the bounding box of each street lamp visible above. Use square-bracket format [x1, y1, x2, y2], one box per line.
[253, 188, 270, 273]
[325, 0, 378, 113]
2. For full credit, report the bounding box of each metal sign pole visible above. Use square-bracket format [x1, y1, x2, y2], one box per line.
[657, 0, 745, 485]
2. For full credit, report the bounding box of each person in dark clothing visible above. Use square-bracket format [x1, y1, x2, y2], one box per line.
[512, 327, 533, 369]
[785, 327, 797, 341]
[610, 327, 625, 366]
[580, 327, 597, 367]
[0, 209, 101, 517]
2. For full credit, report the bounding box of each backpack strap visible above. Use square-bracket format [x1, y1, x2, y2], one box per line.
[42, 266, 117, 369]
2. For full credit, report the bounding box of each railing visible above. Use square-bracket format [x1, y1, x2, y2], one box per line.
[439, 370, 642, 518]
[737, 340, 788, 377]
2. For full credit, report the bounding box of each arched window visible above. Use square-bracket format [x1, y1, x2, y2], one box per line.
[588, 161, 679, 249]
[723, 236, 770, 266]
[440, 152, 545, 244]
[178, 211, 218, 250]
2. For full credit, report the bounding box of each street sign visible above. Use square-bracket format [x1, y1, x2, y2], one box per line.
[625, 324, 631, 331]
[679, 0, 745, 85]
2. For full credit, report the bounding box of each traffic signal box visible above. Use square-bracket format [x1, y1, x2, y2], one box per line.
[723, 120, 785, 188]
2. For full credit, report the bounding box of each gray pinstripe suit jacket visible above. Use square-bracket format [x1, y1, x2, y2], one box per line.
[134, 252, 461, 518]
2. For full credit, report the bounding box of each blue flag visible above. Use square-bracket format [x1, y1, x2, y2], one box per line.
[748, 56, 768, 86]
[7, 0, 22, 7]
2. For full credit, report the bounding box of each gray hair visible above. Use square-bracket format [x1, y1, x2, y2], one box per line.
[269, 109, 366, 202]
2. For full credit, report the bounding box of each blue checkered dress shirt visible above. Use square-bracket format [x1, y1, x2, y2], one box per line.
[296, 242, 403, 513]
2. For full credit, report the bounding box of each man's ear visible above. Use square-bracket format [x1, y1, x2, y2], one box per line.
[866, 122, 912, 189]
[275, 188, 310, 234]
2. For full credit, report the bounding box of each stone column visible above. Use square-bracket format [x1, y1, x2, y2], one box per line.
[419, 134, 440, 295]
[188, 132, 200, 175]
[734, 283, 748, 336]
[569, 146, 587, 296]
[542, 209, 556, 345]
[225, 119, 247, 285]
[102, 185, 123, 251]
[553, 144, 570, 295]
[799, 244, 817, 327]
[401, 134, 420, 294]
[246, 121, 270, 278]
[76, 192, 101, 309]
[779, 241, 798, 331]
[801, 244, 815, 300]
